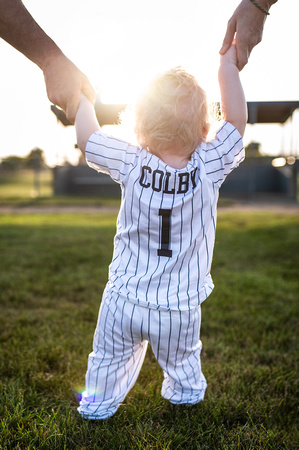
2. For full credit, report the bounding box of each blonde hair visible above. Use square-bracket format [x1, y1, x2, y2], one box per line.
[134, 67, 210, 157]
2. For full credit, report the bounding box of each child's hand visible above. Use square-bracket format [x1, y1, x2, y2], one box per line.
[220, 42, 238, 69]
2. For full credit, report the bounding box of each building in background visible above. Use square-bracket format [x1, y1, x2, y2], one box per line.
[52, 100, 299, 201]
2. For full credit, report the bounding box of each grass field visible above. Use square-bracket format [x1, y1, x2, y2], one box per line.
[0, 210, 298, 449]
[0, 170, 120, 208]
[0, 169, 53, 199]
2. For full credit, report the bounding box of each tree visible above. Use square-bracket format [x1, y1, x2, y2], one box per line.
[245, 141, 262, 158]
[24, 148, 47, 169]
[1, 155, 25, 171]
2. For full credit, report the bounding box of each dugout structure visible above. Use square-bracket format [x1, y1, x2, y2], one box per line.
[51, 100, 299, 200]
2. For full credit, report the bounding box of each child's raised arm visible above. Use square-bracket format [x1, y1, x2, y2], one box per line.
[218, 43, 247, 137]
[75, 94, 100, 154]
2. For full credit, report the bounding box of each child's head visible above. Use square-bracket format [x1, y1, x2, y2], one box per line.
[134, 67, 210, 158]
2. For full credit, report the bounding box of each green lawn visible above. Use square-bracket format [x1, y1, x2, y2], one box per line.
[0, 170, 120, 208]
[0, 169, 53, 199]
[0, 211, 298, 449]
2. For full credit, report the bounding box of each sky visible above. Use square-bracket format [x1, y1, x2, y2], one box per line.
[0, 0, 298, 166]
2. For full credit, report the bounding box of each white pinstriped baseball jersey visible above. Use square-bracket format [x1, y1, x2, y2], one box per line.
[86, 121, 244, 311]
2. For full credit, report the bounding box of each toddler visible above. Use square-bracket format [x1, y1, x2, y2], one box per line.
[75, 43, 247, 420]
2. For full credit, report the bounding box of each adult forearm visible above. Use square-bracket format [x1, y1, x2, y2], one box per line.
[0, 0, 63, 70]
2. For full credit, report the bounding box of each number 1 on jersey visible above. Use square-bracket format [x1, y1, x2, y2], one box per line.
[158, 209, 172, 257]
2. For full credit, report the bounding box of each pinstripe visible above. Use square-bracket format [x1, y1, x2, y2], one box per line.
[165, 310, 172, 369]
[140, 313, 144, 341]
[91, 300, 110, 402]
[198, 175, 210, 277]
[173, 311, 183, 396]
[187, 239, 197, 309]
[121, 176, 135, 278]
[86, 149, 126, 161]
[148, 307, 151, 339]
[181, 310, 194, 394]
[135, 184, 155, 298]
[156, 169, 177, 308]
[174, 314, 191, 404]
[124, 184, 142, 290]
[186, 177, 195, 307]
[157, 310, 161, 361]
[102, 297, 119, 402]
[127, 304, 138, 389]
[188, 309, 198, 384]
[163, 175, 184, 310]
[110, 294, 123, 398]
[118, 298, 128, 400]
[140, 158, 159, 301]
[176, 196, 188, 310]
[89, 133, 130, 145]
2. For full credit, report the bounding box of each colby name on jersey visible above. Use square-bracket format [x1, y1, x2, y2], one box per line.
[85, 122, 244, 311]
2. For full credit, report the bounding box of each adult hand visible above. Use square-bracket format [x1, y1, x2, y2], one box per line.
[42, 52, 95, 124]
[219, 0, 277, 71]
[0, 0, 95, 123]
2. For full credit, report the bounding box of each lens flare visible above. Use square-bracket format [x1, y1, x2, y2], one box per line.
[75, 386, 85, 402]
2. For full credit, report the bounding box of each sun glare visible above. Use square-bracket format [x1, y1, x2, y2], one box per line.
[272, 157, 286, 168]
[2, 0, 297, 165]
[87, 0, 220, 107]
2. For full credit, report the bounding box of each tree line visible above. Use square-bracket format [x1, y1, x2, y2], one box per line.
[1, 148, 47, 171]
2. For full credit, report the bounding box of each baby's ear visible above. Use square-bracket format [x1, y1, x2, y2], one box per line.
[136, 132, 147, 149]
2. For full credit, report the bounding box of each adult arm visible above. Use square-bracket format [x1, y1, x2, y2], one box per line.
[219, 0, 278, 71]
[0, 0, 94, 122]
[218, 43, 247, 137]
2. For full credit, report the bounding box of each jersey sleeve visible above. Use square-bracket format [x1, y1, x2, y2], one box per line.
[85, 130, 138, 184]
[203, 121, 245, 187]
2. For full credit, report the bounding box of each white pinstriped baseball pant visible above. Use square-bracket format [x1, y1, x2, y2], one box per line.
[78, 287, 207, 420]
